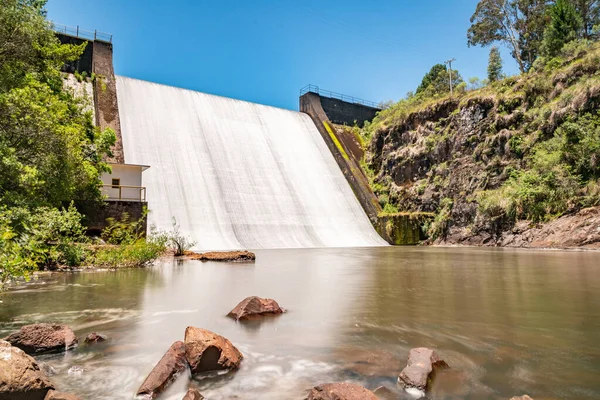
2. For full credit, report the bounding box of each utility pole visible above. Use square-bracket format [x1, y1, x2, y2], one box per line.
[444, 58, 456, 96]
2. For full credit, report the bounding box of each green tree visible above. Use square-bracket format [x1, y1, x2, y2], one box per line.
[468, 0, 550, 73]
[572, 0, 600, 38]
[0, 0, 115, 209]
[487, 46, 504, 82]
[416, 64, 463, 96]
[542, 0, 583, 57]
[416, 64, 447, 94]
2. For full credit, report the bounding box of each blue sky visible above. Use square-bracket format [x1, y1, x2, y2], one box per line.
[46, 0, 519, 111]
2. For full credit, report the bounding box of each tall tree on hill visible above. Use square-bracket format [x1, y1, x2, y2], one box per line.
[543, 0, 583, 57]
[416, 64, 463, 97]
[572, 0, 600, 38]
[488, 47, 504, 82]
[468, 0, 550, 73]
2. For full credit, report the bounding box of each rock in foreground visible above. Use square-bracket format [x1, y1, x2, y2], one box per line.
[306, 383, 378, 400]
[227, 296, 284, 320]
[4, 324, 77, 354]
[137, 341, 188, 399]
[44, 391, 82, 400]
[184, 327, 243, 374]
[190, 251, 256, 262]
[0, 339, 55, 400]
[510, 396, 534, 400]
[84, 332, 107, 344]
[182, 388, 204, 400]
[398, 347, 449, 392]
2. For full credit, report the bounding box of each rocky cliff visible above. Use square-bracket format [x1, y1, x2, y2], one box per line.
[364, 41, 600, 249]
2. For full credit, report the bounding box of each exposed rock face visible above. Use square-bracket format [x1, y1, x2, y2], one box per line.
[84, 332, 107, 344]
[398, 348, 449, 391]
[4, 324, 77, 354]
[0, 340, 55, 400]
[182, 388, 204, 400]
[306, 383, 378, 400]
[227, 296, 284, 321]
[44, 391, 82, 400]
[366, 50, 600, 250]
[137, 341, 188, 399]
[184, 327, 243, 374]
[509, 396, 534, 400]
[190, 251, 256, 262]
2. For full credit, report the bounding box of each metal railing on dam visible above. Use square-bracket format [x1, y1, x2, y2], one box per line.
[51, 22, 113, 43]
[300, 85, 380, 109]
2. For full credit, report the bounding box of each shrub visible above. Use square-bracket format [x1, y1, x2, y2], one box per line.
[428, 198, 453, 239]
[163, 218, 196, 256]
[92, 239, 166, 268]
[102, 210, 147, 245]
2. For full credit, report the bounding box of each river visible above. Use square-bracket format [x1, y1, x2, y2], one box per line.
[1, 247, 599, 399]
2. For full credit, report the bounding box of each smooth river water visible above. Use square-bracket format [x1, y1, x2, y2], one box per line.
[1, 247, 599, 399]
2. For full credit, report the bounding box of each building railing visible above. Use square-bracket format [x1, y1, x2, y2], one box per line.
[300, 84, 380, 109]
[101, 185, 146, 202]
[51, 22, 113, 43]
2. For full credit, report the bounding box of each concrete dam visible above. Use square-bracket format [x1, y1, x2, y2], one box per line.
[116, 77, 387, 250]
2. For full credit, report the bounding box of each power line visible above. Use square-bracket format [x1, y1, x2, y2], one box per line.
[444, 58, 456, 96]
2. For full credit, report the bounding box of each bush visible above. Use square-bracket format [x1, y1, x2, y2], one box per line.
[428, 198, 453, 239]
[160, 218, 196, 256]
[92, 238, 166, 269]
[101, 210, 147, 245]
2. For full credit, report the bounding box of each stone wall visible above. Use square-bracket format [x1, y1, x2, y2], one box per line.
[318, 96, 380, 127]
[84, 201, 147, 236]
[92, 41, 124, 163]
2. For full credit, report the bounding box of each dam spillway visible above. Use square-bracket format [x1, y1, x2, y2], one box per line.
[116, 76, 386, 250]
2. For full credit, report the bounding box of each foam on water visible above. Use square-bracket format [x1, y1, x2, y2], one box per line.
[116, 77, 387, 250]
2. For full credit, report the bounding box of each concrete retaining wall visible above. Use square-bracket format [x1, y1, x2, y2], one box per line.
[319, 96, 380, 127]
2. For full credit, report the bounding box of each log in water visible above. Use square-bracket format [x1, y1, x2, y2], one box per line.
[116, 77, 386, 250]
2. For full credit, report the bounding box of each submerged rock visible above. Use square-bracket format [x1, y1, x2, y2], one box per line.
[510, 396, 534, 400]
[398, 347, 449, 392]
[372, 386, 397, 400]
[305, 383, 378, 400]
[84, 332, 107, 344]
[44, 391, 82, 400]
[137, 341, 188, 399]
[4, 324, 77, 354]
[190, 251, 256, 262]
[182, 388, 204, 400]
[0, 339, 55, 400]
[184, 327, 243, 374]
[227, 296, 284, 320]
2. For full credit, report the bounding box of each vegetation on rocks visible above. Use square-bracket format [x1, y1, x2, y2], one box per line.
[361, 1, 600, 245]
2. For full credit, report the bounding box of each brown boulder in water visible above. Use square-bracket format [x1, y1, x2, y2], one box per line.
[184, 327, 243, 374]
[44, 391, 82, 400]
[227, 296, 284, 321]
[136, 341, 188, 399]
[190, 251, 256, 262]
[510, 396, 534, 400]
[84, 332, 107, 344]
[182, 388, 204, 400]
[398, 347, 449, 391]
[4, 324, 77, 354]
[305, 383, 378, 400]
[0, 339, 55, 400]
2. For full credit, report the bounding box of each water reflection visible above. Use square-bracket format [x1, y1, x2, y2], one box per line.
[0, 247, 599, 399]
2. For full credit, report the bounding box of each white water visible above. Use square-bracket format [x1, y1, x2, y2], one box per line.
[116, 76, 386, 250]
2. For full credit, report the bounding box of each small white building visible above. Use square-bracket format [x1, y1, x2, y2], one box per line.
[100, 163, 149, 202]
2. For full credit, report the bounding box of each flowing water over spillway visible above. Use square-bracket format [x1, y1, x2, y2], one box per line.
[116, 77, 386, 250]
[1, 247, 600, 399]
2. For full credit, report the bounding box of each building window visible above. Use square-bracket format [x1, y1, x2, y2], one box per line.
[111, 178, 120, 188]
